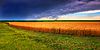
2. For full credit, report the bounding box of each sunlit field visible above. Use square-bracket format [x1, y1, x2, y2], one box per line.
[9, 22, 100, 36]
[0, 22, 100, 50]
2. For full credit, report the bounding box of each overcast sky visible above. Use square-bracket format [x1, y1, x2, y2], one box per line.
[0, 0, 100, 20]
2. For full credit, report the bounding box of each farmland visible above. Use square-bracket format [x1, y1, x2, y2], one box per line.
[0, 22, 100, 50]
[9, 22, 100, 36]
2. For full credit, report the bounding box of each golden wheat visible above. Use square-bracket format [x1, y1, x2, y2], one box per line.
[8, 22, 100, 36]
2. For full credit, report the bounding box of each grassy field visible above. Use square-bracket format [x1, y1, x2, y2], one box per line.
[0, 22, 100, 50]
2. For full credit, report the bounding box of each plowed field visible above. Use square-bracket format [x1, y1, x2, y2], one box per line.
[9, 22, 100, 36]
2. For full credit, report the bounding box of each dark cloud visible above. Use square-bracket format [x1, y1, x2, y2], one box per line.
[0, 0, 100, 20]
[0, 0, 67, 19]
[35, 0, 100, 19]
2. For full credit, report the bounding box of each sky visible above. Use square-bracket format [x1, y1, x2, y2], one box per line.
[0, 0, 100, 20]
[37, 10, 100, 20]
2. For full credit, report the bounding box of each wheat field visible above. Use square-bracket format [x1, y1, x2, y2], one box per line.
[0, 22, 100, 50]
[9, 22, 100, 36]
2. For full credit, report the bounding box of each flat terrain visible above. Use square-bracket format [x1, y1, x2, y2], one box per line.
[9, 22, 100, 36]
[0, 22, 100, 50]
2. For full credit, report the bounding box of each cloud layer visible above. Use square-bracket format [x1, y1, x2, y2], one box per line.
[0, 0, 100, 20]
[37, 10, 100, 20]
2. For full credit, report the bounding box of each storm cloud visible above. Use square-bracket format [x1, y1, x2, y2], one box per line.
[0, 0, 100, 20]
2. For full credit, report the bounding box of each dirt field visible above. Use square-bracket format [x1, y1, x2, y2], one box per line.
[8, 22, 100, 36]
